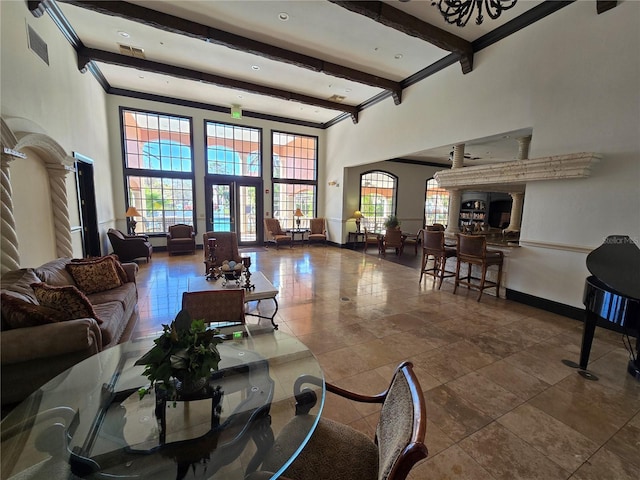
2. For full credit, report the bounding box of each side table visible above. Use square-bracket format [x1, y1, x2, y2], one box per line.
[287, 229, 309, 246]
[347, 231, 365, 249]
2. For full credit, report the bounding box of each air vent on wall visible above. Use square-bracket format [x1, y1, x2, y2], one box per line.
[27, 24, 49, 65]
[118, 44, 146, 59]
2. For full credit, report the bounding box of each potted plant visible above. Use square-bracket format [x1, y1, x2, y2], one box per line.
[135, 309, 223, 403]
[384, 214, 401, 230]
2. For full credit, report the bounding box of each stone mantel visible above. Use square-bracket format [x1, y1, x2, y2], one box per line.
[434, 152, 601, 190]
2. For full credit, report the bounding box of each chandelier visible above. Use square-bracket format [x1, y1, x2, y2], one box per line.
[431, 0, 518, 27]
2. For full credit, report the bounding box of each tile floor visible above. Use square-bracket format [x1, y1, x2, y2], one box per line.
[134, 246, 640, 480]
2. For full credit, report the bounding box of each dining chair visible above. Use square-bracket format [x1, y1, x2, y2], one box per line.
[181, 289, 245, 326]
[381, 228, 404, 256]
[402, 228, 422, 255]
[453, 233, 504, 301]
[251, 361, 427, 480]
[363, 227, 381, 253]
[420, 230, 456, 289]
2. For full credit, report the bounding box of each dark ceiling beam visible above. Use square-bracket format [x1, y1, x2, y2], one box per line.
[56, 0, 402, 105]
[77, 47, 360, 123]
[596, 1, 618, 14]
[329, 1, 474, 74]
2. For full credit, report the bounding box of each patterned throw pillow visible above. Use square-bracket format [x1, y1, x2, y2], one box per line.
[31, 283, 102, 324]
[0, 293, 67, 329]
[71, 254, 128, 284]
[66, 256, 123, 294]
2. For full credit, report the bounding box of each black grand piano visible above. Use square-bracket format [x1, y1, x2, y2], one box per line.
[567, 235, 640, 380]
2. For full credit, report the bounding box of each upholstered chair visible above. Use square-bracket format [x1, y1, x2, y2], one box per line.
[181, 289, 245, 327]
[453, 233, 504, 301]
[308, 218, 327, 245]
[363, 227, 381, 252]
[403, 228, 423, 255]
[202, 231, 242, 275]
[252, 361, 428, 480]
[107, 228, 152, 263]
[264, 218, 292, 249]
[166, 224, 196, 255]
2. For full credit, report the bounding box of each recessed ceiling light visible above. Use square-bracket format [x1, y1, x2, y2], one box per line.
[278, 12, 289, 21]
[118, 31, 130, 38]
[394, 53, 403, 60]
[138, 75, 144, 79]
[251, 65, 260, 71]
[345, 88, 352, 93]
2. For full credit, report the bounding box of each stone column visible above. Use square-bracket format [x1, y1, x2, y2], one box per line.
[46, 163, 74, 258]
[505, 192, 524, 233]
[504, 135, 531, 235]
[517, 135, 532, 161]
[445, 144, 465, 235]
[1, 150, 22, 274]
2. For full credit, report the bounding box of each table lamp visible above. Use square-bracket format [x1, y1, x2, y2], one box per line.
[125, 206, 142, 234]
[353, 210, 363, 233]
[294, 208, 304, 229]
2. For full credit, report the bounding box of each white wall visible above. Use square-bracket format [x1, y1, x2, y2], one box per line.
[325, 1, 640, 307]
[1, 0, 113, 263]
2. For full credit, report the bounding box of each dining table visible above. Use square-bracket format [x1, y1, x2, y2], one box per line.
[0, 328, 325, 480]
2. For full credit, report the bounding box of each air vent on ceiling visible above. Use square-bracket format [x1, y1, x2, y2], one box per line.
[27, 24, 49, 65]
[328, 94, 346, 103]
[118, 44, 146, 59]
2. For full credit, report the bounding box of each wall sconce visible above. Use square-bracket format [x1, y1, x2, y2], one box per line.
[328, 180, 339, 187]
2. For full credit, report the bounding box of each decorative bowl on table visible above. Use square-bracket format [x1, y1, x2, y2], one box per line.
[220, 260, 243, 285]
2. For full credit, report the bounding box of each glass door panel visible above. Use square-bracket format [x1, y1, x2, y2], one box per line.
[206, 180, 261, 246]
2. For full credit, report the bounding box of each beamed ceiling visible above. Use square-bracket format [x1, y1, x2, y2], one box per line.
[28, 0, 618, 165]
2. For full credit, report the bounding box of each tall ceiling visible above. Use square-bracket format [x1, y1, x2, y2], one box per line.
[30, 0, 603, 164]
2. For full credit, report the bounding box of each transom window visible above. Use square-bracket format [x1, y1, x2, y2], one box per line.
[359, 171, 397, 231]
[272, 131, 318, 229]
[425, 178, 449, 226]
[121, 108, 194, 234]
[205, 122, 261, 177]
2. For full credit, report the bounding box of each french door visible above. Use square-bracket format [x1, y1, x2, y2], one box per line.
[205, 179, 262, 246]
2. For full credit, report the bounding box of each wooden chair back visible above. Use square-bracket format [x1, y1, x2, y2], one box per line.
[181, 289, 245, 326]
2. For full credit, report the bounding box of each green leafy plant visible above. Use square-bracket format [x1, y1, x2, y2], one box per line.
[384, 214, 401, 230]
[135, 309, 222, 402]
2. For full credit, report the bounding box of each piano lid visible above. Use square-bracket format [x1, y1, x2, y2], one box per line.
[586, 235, 640, 301]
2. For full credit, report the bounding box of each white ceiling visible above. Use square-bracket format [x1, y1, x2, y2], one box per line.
[52, 0, 548, 163]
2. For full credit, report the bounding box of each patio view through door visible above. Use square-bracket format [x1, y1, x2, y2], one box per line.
[206, 180, 261, 245]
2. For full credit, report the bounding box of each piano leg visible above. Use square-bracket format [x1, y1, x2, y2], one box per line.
[579, 310, 598, 370]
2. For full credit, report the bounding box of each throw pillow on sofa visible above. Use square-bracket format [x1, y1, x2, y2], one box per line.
[31, 283, 103, 324]
[71, 254, 129, 284]
[66, 256, 124, 294]
[0, 293, 67, 329]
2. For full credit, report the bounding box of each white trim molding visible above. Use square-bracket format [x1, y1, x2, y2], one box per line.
[434, 152, 601, 189]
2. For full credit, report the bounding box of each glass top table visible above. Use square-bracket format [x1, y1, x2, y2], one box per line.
[1, 329, 324, 480]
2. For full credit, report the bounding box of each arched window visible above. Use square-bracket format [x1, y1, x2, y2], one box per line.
[425, 178, 449, 226]
[359, 171, 397, 231]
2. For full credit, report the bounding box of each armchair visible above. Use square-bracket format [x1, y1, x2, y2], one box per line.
[264, 218, 292, 249]
[166, 223, 196, 255]
[202, 231, 242, 275]
[181, 289, 245, 327]
[308, 218, 327, 246]
[107, 228, 152, 262]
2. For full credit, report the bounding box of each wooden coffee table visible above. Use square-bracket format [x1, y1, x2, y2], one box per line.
[188, 272, 280, 329]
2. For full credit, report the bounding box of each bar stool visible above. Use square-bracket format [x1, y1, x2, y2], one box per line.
[420, 230, 456, 289]
[453, 234, 504, 302]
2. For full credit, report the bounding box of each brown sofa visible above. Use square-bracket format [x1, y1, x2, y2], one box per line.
[107, 228, 153, 262]
[0, 257, 139, 406]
